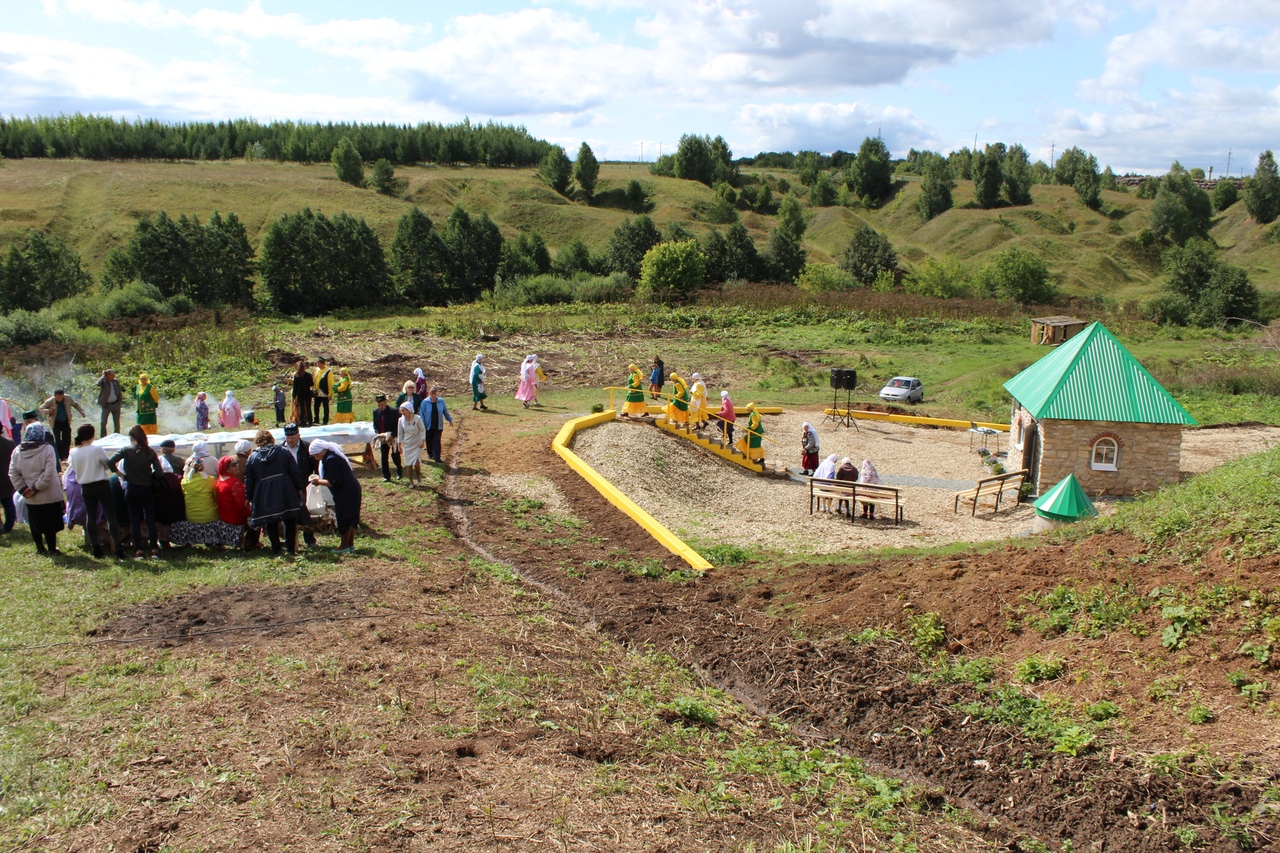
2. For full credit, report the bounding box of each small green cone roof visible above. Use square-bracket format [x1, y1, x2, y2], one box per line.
[1004, 322, 1197, 425]
[1033, 474, 1097, 521]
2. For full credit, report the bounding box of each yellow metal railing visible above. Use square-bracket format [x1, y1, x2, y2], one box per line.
[605, 385, 783, 452]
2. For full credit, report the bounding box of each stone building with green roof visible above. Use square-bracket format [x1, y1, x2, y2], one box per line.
[1003, 322, 1197, 497]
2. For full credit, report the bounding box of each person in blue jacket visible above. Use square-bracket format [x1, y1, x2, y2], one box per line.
[417, 386, 453, 464]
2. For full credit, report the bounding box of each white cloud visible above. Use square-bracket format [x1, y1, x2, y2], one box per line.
[735, 101, 939, 154]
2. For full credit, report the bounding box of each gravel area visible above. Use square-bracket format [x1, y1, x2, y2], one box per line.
[569, 411, 1280, 556]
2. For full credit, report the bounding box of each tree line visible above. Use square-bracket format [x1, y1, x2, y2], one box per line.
[0, 115, 552, 167]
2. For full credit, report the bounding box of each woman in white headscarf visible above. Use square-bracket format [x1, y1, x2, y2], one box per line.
[191, 440, 215, 474]
[413, 367, 427, 398]
[469, 354, 488, 411]
[812, 453, 839, 512]
[515, 355, 538, 408]
[717, 389, 735, 447]
[800, 422, 820, 476]
[308, 439, 361, 554]
[688, 373, 708, 430]
[859, 458, 883, 519]
[396, 401, 426, 487]
[217, 390, 241, 430]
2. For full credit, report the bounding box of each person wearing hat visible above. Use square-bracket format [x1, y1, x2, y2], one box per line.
[21, 410, 56, 454]
[371, 395, 402, 482]
[688, 373, 708, 431]
[333, 368, 354, 424]
[734, 402, 765, 466]
[622, 364, 647, 418]
[281, 423, 318, 547]
[243, 429, 307, 557]
[158, 439, 183, 475]
[135, 373, 160, 435]
[312, 358, 334, 426]
[10, 423, 66, 555]
[96, 368, 123, 436]
[40, 389, 87, 464]
[834, 456, 859, 516]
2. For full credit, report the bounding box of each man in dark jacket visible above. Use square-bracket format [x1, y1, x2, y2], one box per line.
[371, 394, 401, 481]
[0, 431, 14, 533]
[96, 369, 123, 436]
[281, 423, 317, 547]
[243, 430, 306, 556]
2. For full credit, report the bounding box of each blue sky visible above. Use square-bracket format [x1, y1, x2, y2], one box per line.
[2, 1, 1277, 175]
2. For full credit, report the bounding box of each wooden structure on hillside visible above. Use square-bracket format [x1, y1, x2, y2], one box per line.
[1030, 316, 1088, 346]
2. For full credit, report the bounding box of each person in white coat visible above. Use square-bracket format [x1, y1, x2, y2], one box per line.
[396, 401, 427, 488]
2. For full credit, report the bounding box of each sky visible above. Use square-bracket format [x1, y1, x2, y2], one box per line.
[2, 0, 1278, 175]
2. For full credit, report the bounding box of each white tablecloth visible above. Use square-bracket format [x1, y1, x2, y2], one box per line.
[95, 422, 377, 460]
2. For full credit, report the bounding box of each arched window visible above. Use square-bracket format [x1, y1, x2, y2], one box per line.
[1091, 437, 1118, 471]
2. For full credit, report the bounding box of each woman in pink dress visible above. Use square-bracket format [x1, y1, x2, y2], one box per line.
[217, 391, 241, 430]
[515, 355, 538, 409]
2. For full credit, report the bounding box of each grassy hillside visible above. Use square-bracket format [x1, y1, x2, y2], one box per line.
[2, 157, 1278, 302]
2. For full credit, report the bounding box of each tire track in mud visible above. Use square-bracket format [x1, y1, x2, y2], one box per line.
[440, 418, 1277, 853]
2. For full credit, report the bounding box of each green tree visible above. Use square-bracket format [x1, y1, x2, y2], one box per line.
[1003, 144, 1034, 205]
[331, 136, 364, 186]
[540, 145, 573, 195]
[808, 174, 837, 207]
[904, 254, 971, 298]
[370, 158, 402, 196]
[0, 245, 33, 312]
[974, 246, 1055, 303]
[674, 134, 714, 185]
[624, 179, 648, 213]
[1073, 153, 1102, 210]
[766, 195, 807, 282]
[1246, 150, 1280, 224]
[391, 207, 450, 305]
[21, 230, 93, 307]
[574, 142, 599, 200]
[849, 137, 893, 205]
[441, 207, 504, 300]
[499, 232, 552, 281]
[552, 238, 596, 277]
[1053, 147, 1090, 186]
[973, 145, 1003, 209]
[1211, 180, 1239, 213]
[1162, 238, 1218, 301]
[1162, 238, 1258, 326]
[701, 228, 729, 283]
[917, 157, 954, 222]
[130, 211, 189, 298]
[637, 240, 705, 304]
[1100, 166, 1120, 193]
[723, 222, 762, 282]
[839, 225, 897, 286]
[607, 216, 662, 279]
[796, 263, 857, 293]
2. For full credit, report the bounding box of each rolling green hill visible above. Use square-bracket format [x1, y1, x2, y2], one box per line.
[2, 157, 1278, 302]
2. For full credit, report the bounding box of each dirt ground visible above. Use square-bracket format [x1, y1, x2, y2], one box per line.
[16, 331, 1280, 852]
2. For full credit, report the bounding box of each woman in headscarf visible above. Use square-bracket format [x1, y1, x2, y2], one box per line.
[800, 422, 820, 476]
[813, 453, 839, 513]
[622, 364, 648, 418]
[859, 458, 883, 519]
[470, 354, 488, 411]
[309, 440, 361, 554]
[413, 368, 428, 398]
[333, 368, 354, 424]
[243, 429, 306, 556]
[717, 390, 736, 448]
[664, 372, 690, 426]
[191, 439, 215, 474]
[397, 401, 426, 488]
[834, 456, 859, 516]
[688, 373, 708, 430]
[9, 423, 65, 556]
[734, 403, 765, 465]
[233, 439, 254, 480]
[217, 390, 242, 430]
[194, 392, 210, 431]
[110, 425, 165, 559]
[169, 454, 244, 549]
[135, 373, 160, 435]
[214, 455, 251, 532]
[515, 355, 538, 408]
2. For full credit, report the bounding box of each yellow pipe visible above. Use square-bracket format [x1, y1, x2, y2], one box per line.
[553, 410, 713, 572]
[643, 404, 782, 415]
[823, 409, 1010, 431]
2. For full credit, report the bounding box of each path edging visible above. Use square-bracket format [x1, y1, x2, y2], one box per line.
[553, 411, 713, 572]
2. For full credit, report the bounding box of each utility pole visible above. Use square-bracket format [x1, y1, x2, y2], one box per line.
[1226, 148, 1232, 178]
[1050, 141, 1055, 169]
[640, 142, 643, 163]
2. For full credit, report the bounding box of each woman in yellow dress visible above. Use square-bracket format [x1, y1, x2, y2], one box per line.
[664, 372, 689, 426]
[688, 372, 708, 430]
[332, 368, 354, 423]
[622, 364, 648, 417]
[735, 402, 765, 464]
[135, 373, 160, 435]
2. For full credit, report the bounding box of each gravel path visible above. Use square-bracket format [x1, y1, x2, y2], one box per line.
[569, 411, 1280, 557]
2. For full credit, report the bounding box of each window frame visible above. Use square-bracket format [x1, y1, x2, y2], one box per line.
[1091, 437, 1119, 471]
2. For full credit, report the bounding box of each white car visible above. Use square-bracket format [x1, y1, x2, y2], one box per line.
[879, 376, 924, 404]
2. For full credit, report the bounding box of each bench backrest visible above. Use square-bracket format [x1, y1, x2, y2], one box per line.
[973, 469, 1028, 492]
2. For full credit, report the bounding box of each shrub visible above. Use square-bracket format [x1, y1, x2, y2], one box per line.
[0, 308, 65, 347]
[1014, 654, 1066, 683]
[796, 263, 858, 293]
[973, 246, 1056, 304]
[101, 280, 166, 318]
[637, 240, 705, 305]
[488, 274, 574, 309]
[666, 696, 717, 726]
[51, 295, 106, 326]
[572, 272, 633, 304]
[904, 255, 972, 299]
[164, 293, 196, 315]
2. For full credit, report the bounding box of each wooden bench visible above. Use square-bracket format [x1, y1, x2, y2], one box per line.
[953, 469, 1029, 516]
[808, 477, 905, 525]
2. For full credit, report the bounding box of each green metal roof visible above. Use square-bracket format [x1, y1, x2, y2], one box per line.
[1003, 322, 1197, 425]
[1033, 474, 1098, 521]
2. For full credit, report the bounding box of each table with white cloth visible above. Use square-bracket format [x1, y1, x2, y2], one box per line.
[95, 422, 378, 465]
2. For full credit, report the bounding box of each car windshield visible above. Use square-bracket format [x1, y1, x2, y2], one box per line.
[888, 379, 910, 388]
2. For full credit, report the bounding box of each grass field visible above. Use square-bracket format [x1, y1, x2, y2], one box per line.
[4, 157, 1280, 306]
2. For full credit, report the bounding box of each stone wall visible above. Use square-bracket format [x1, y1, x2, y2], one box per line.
[1036, 419, 1182, 496]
